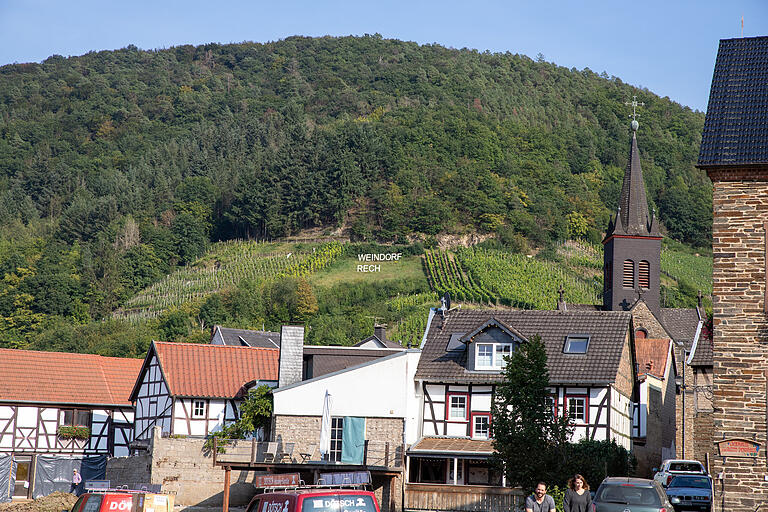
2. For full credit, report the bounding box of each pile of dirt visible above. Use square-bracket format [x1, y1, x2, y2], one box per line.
[0, 492, 77, 512]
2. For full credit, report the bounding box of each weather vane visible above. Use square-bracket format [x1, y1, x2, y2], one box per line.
[625, 95, 644, 131]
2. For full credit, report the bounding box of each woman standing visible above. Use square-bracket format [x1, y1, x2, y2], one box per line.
[563, 474, 592, 512]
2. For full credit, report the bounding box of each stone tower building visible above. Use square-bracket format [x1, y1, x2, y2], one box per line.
[698, 36, 768, 509]
[603, 121, 662, 314]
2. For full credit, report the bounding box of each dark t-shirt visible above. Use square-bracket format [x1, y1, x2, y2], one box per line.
[563, 489, 592, 512]
[526, 494, 555, 512]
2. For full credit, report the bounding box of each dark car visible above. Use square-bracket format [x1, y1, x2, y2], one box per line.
[594, 477, 673, 512]
[665, 475, 712, 512]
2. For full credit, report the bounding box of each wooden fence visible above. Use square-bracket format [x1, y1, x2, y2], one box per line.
[404, 483, 525, 512]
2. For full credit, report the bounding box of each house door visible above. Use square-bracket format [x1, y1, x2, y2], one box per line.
[13, 456, 32, 498]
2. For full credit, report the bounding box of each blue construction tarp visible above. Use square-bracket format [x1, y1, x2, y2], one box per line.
[0, 455, 11, 503]
[33, 455, 107, 498]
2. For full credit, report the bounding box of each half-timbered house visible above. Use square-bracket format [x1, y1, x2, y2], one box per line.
[0, 348, 142, 499]
[130, 341, 279, 442]
[409, 309, 637, 488]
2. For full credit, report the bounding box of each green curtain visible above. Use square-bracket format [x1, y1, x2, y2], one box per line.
[341, 417, 366, 464]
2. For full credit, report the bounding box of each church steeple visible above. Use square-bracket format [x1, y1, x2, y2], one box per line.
[603, 97, 662, 314]
[609, 129, 656, 237]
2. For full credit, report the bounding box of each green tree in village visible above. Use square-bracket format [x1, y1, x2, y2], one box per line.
[205, 384, 274, 452]
[491, 335, 572, 490]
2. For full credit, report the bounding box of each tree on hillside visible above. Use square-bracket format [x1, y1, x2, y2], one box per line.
[492, 334, 572, 490]
[295, 278, 319, 321]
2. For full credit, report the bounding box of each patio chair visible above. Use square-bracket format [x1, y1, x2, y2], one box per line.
[278, 442, 295, 462]
[262, 442, 278, 463]
[299, 444, 318, 462]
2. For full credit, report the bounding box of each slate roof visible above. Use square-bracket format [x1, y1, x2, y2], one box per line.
[0, 348, 142, 407]
[213, 326, 281, 348]
[635, 338, 671, 380]
[408, 437, 495, 456]
[660, 307, 702, 351]
[699, 36, 768, 167]
[606, 131, 660, 238]
[689, 330, 713, 367]
[353, 335, 404, 349]
[304, 346, 404, 379]
[415, 309, 632, 385]
[133, 342, 279, 400]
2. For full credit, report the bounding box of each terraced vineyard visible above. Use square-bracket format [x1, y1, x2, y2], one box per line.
[423, 240, 711, 310]
[113, 241, 342, 321]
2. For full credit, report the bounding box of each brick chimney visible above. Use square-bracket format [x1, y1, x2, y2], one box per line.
[374, 324, 387, 342]
[278, 325, 304, 388]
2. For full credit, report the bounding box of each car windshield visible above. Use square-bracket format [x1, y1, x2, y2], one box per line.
[596, 485, 660, 506]
[669, 462, 703, 472]
[668, 476, 711, 489]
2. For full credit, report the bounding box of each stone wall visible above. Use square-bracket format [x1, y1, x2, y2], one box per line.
[674, 346, 696, 460]
[708, 175, 768, 509]
[273, 415, 404, 512]
[106, 428, 261, 507]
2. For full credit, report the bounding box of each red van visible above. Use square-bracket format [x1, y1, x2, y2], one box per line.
[246, 489, 380, 512]
[70, 492, 133, 512]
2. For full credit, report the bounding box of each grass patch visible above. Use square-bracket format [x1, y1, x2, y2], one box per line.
[310, 255, 427, 288]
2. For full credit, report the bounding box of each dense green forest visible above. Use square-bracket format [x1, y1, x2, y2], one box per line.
[0, 35, 712, 355]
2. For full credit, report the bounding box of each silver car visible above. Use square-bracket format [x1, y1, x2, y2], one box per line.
[665, 475, 712, 512]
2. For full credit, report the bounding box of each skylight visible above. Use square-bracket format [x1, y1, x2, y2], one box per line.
[564, 335, 590, 354]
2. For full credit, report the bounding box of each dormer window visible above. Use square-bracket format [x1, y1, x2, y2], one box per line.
[563, 335, 590, 354]
[475, 343, 514, 369]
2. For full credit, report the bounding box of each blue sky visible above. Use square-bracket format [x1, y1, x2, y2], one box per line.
[1, 0, 766, 112]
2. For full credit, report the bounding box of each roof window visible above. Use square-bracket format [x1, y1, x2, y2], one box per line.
[563, 335, 590, 354]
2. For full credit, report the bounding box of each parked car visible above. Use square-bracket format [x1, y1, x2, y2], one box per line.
[68, 491, 174, 512]
[653, 459, 708, 487]
[664, 475, 712, 512]
[246, 488, 380, 512]
[593, 477, 673, 512]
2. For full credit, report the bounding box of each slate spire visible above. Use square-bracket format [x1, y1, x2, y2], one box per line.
[607, 124, 657, 237]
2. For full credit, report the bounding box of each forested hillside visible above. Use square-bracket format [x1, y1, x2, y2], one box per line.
[0, 35, 712, 353]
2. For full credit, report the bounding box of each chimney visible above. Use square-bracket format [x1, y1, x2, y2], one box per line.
[278, 325, 304, 388]
[374, 324, 387, 342]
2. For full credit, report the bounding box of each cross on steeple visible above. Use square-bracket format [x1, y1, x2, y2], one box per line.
[625, 95, 645, 121]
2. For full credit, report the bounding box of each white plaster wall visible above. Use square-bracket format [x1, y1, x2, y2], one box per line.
[17, 406, 37, 427]
[0, 405, 13, 448]
[274, 351, 421, 443]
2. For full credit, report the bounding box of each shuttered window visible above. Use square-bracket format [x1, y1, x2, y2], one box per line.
[639, 260, 650, 289]
[623, 259, 634, 288]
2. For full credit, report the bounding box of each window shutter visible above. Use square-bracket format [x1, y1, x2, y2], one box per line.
[639, 260, 650, 289]
[623, 259, 634, 288]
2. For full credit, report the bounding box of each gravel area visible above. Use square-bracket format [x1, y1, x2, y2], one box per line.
[0, 492, 78, 512]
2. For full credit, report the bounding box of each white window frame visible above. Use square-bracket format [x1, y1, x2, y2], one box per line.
[192, 400, 206, 419]
[475, 343, 514, 369]
[472, 413, 491, 439]
[566, 396, 587, 423]
[446, 393, 469, 422]
[563, 335, 590, 354]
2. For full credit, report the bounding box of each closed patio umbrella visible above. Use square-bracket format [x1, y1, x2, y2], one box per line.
[319, 390, 332, 460]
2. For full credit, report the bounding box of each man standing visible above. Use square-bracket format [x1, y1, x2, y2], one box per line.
[71, 469, 82, 495]
[525, 482, 556, 512]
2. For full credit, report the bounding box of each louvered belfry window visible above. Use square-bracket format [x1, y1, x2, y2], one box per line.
[639, 260, 650, 289]
[623, 259, 634, 288]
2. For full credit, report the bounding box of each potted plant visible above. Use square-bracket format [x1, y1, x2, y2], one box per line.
[57, 425, 90, 440]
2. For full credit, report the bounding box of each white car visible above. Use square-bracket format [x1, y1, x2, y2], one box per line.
[653, 459, 707, 487]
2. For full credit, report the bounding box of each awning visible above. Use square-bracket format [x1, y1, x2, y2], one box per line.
[407, 437, 495, 458]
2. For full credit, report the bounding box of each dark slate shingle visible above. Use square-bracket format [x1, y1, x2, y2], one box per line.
[415, 309, 632, 385]
[699, 36, 768, 167]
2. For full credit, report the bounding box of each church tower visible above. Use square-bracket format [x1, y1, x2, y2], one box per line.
[603, 106, 662, 313]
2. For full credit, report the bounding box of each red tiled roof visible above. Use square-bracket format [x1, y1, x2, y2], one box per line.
[635, 338, 671, 379]
[152, 342, 279, 398]
[0, 348, 143, 406]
